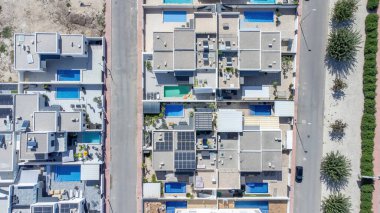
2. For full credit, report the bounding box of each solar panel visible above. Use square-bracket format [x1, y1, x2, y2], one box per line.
[195, 113, 213, 131]
[177, 132, 194, 142]
[60, 203, 79, 213]
[174, 151, 196, 170]
[155, 132, 173, 151]
[0, 95, 13, 105]
[177, 132, 195, 151]
[32, 206, 53, 213]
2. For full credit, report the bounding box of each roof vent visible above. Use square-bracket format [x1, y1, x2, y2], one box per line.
[156, 35, 160, 39]
[268, 43, 273, 47]
[78, 44, 81, 48]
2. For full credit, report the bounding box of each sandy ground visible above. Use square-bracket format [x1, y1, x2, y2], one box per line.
[321, 0, 368, 212]
[0, 0, 105, 82]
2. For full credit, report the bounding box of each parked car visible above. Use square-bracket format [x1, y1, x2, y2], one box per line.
[295, 166, 303, 183]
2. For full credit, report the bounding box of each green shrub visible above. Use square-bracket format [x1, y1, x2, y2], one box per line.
[1, 26, 12, 39]
[332, 0, 358, 23]
[367, 0, 379, 10]
[360, 14, 378, 212]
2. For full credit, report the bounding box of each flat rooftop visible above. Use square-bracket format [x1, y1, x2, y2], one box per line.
[60, 34, 85, 55]
[14, 34, 41, 70]
[60, 112, 83, 132]
[239, 131, 282, 172]
[153, 32, 173, 51]
[20, 132, 49, 160]
[0, 133, 14, 171]
[35, 32, 58, 54]
[174, 29, 195, 50]
[33, 111, 57, 132]
[15, 94, 39, 131]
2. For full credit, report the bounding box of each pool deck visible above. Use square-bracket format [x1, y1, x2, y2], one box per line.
[24, 84, 103, 127]
[21, 45, 104, 84]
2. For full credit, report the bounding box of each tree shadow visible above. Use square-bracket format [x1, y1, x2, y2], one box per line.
[332, 90, 346, 100]
[320, 174, 349, 192]
[325, 56, 358, 78]
[329, 130, 345, 141]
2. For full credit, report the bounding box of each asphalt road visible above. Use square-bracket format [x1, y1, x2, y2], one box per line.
[293, 0, 330, 212]
[109, 0, 138, 212]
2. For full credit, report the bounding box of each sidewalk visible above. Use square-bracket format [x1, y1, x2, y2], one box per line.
[372, 8, 380, 213]
[104, 0, 112, 212]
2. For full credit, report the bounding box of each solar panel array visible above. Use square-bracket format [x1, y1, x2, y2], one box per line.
[32, 206, 53, 213]
[175, 151, 196, 170]
[195, 113, 213, 131]
[155, 132, 173, 151]
[177, 132, 195, 151]
[0, 95, 13, 105]
[60, 203, 79, 213]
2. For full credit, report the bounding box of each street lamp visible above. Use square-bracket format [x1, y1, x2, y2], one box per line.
[299, 9, 317, 51]
[294, 119, 312, 153]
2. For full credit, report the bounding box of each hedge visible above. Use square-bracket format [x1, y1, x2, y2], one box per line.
[360, 14, 378, 213]
[367, 0, 379, 10]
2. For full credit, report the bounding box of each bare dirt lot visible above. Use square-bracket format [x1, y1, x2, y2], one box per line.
[0, 0, 105, 82]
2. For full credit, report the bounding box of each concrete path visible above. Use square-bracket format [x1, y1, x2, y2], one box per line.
[293, 0, 330, 212]
[372, 8, 380, 213]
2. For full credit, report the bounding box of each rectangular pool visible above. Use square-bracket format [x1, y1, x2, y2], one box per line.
[166, 201, 187, 213]
[165, 182, 186, 193]
[164, 0, 192, 4]
[250, 0, 276, 4]
[56, 87, 80, 99]
[235, 201, 269, 213]
[81, 132, 101, 144]
[57, 70, 80, 81]
[250, 105, 272, 116]
[163, 11, 187, 23]
[165, 104, 184, 117]
[164, 86, 191, 98]
[244, 11, 274, 23]
[246, 182, 269, 193]
[54, 165, 81, 182]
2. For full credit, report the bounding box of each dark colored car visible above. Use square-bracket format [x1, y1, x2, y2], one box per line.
[295, 166, 303, 183]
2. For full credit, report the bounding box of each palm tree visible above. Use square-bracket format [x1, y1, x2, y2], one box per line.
[321, 151, 351, 186]
[321, 193, 351, 213]
[326, 28, 361, 62]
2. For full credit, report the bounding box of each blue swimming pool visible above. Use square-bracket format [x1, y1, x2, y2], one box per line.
[244, 11, 274, 22]
[250, 105, 272, 116]
[246, 183, 269, 193]
[250, 0, 276, 4]
[81, 132, 101, 144]
[56, 87, 80, 99]
[165, 182, 186, 193]
[57, 70, 80, 81]
[166, 201, 187, 213]
[235, 201, 269, 213]
[163, 11, 187, 22]
[165, 104, 184, 117]
[54, 165, 81, 182]
[164, 0, 192, 4]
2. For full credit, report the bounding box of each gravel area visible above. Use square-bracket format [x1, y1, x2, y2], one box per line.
[321, 0, 368, 212]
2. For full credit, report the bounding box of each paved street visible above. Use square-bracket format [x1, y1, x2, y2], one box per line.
[293, 0, 330, 212]
[109, 0, 138, 212]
